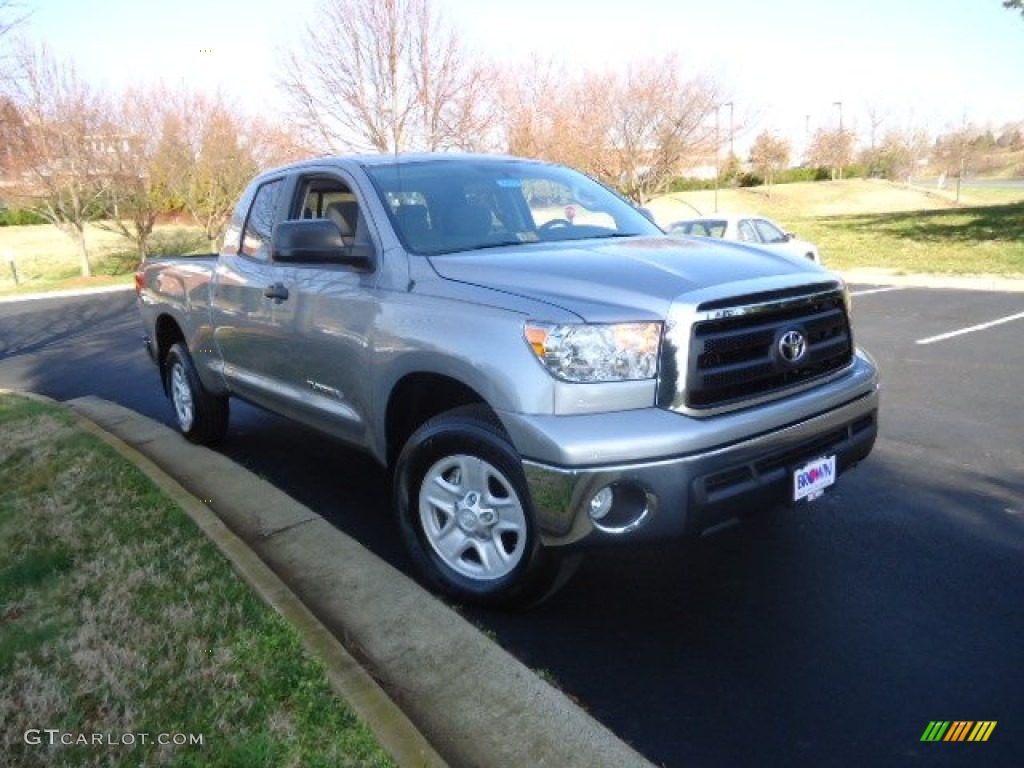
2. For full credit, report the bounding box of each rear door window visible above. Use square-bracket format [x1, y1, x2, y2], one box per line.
[241, 179, 284, 260]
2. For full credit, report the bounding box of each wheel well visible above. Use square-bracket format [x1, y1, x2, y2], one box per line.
[385, 374, 489, 467]
[154, 315, 185, 389]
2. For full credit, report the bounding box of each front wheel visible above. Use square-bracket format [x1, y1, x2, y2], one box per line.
[165, 342, 229, 444]
[393, 405, 578, 607]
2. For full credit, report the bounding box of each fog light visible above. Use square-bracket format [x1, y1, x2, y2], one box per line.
[588, 486, 614, 521]
[585, 482, 652, 534]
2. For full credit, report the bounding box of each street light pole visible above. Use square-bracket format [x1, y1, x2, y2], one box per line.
[725, 101, 734, 159]
[713, 106, 720, 213]
[804, 114, 811, 164]
[832, 100, 844, 180]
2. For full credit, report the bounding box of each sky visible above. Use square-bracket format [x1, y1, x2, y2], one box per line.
[13, 0, 1024, 154]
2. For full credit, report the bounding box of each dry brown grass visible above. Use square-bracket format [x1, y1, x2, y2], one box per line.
[647, 178, 976, 225]
[0, 223, 208, 295]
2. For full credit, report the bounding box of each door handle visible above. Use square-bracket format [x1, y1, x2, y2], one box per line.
[263, 283, 289, 303]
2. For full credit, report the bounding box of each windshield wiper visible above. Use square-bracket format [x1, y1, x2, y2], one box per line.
[467, 239, 528, 251]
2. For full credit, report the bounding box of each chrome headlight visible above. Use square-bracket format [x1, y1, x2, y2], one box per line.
[524, 322, 662, 383]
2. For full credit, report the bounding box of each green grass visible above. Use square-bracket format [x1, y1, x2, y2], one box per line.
[0, 394, 394, 767]
[794, 202, 1024, 274]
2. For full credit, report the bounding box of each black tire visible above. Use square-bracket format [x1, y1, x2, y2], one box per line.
[393, 405, 578, 607]
[164, 342, 229, 444]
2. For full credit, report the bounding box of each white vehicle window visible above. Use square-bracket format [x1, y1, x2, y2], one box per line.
[753, 219, 787, 244]
[737, 219, 758, 242]
[705, 220, 727, 238]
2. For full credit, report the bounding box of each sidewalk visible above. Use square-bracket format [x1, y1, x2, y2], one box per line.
[64, 396, 653, 768]
[838, 268, 1024, 293]
[0, 283, 133, 304]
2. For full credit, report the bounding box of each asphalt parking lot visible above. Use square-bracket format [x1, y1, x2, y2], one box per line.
[848, 283, 1022, 490]
[462, 282, 1024, 768]
[0, 281, 1022, 767]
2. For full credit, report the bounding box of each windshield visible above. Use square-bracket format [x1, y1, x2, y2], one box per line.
[363, 157, 662, 255]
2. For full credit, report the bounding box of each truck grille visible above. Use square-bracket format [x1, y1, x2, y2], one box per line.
[683, 285, 853, 410]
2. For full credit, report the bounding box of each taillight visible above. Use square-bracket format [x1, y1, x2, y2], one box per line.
[134, 270, 145, 294]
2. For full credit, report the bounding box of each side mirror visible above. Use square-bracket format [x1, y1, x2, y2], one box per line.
[271, 219, 374, 271]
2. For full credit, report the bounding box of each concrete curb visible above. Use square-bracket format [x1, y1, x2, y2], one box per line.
[59, 396, 654, 768]
[837, 269, 1024, 293]
[0, 283, 133, 304]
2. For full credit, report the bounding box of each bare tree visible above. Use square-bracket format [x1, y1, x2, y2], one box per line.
[608, 57, 720, 204]
[93, 86, 171, 258]
[0, 1, 31, 80]
[0, 93, 24, 175]
[243, 113, 311, 170]
[406, 0, 499, 151]
[0, 0, 28, 35]
[807, 127, 856, 180]
[96, 84, 304, 256]
[182, 97, 260, 249]
[4, 41, 111, 277]
[501, 57, 616, 180]
[864, 103, 887, 151]
[932, 121, 982, 203]
[180, 94, 305, 249]
[501, 55, 719, 203]
[279, 0, 496, 153]
[864, 127, 930, 183]
[749, 131, 790, 191]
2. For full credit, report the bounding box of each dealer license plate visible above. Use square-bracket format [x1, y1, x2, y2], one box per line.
[793, 455, 836, 503]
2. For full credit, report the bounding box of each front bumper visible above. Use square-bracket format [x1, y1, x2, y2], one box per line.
[504, 355, 879, 546]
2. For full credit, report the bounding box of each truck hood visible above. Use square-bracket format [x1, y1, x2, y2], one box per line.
[427, 236, 828, 322]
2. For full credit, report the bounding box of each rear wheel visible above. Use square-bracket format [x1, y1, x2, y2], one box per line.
[165, 342, 229, 444]
[393, 405, 578, 606]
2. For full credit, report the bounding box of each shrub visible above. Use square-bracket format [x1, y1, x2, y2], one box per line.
[669, 177, 718, 192]
[0, 207, 48, 226]
[842, 163, 868, 179]
[148, 227, 211, 257]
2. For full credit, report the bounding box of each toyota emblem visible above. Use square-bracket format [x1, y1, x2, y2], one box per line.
[778, 329, 807, 364]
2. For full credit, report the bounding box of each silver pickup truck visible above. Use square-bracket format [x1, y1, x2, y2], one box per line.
[136, 153, 879, 605]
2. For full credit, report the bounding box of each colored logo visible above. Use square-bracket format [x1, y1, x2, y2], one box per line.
[920, 721, 997, 742]
[797, 462, 832, 490]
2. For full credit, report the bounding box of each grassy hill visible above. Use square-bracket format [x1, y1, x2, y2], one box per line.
[648, 179, 1024, 276]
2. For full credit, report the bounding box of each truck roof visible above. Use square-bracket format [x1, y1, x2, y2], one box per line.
[261, 152, 557, 176]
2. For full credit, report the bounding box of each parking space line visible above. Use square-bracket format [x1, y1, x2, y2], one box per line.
[850, 287, 904, 297]
[916, 311, 1024, 345]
